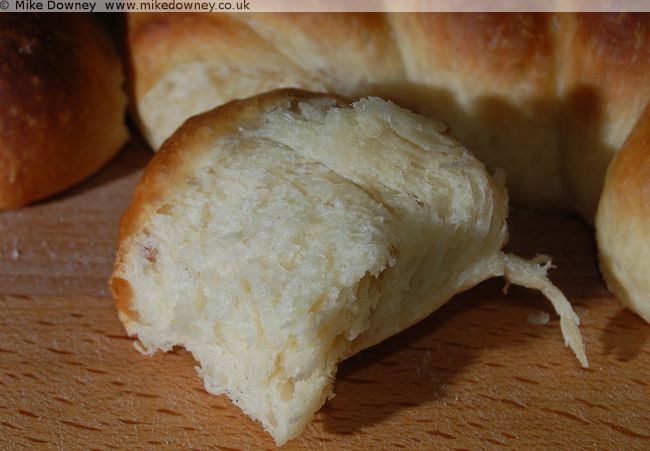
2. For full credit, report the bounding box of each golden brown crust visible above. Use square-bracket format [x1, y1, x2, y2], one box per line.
[110, 276, 139, 322]
[560, 13, 650, 219]
[110, 89, 347, 317]
[601, 107, 650, 218]
[388, 13, 565, 208]
[566, 13, 650, 89]
[0, 14, 128, 209]
[596, 102, 650, 321]
[236, 12, 405, 85]
[127, 13, 283, 104]
[126, 12, 650, 214]
[393, 13, 555, 84]
[126, 13, 403, 146]
[127, 12, 403, 94]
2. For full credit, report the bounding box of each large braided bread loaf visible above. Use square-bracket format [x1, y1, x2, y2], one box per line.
[125, 12, 650, 323]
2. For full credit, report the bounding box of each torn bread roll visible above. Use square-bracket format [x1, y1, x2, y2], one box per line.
[111, 90, 586, 445]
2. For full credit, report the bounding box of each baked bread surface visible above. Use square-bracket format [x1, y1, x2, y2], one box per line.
[0, 14, 128, 209]
[597, 102, 650, 322]
[128, 13, 650, 218]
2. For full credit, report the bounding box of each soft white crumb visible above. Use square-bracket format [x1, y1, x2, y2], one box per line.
[527, 311, 550, 325]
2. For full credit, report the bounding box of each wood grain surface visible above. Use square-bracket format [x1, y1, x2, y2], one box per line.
[1, 137, 649, 450]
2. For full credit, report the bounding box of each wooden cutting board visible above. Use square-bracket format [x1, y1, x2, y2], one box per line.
[1, 137, 649, 450]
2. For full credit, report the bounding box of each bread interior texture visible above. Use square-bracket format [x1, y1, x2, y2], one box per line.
[113, 94, 586, 445]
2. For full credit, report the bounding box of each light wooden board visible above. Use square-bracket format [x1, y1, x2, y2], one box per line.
[1, 139, 649, 449]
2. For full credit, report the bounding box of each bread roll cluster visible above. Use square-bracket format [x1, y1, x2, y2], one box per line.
[126, 12, 650, 328]
[3, 12, 646, 447]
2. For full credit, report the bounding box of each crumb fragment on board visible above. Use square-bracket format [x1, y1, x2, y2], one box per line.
[8, 237, 21, 259]
[527, 310, 550, 325]
[10, 241, 21, 259]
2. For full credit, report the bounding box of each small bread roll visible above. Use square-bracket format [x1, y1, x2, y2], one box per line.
[0, 14, 128, 209]
[111, 90, 586, 445]
[597, 103, 650, 322]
